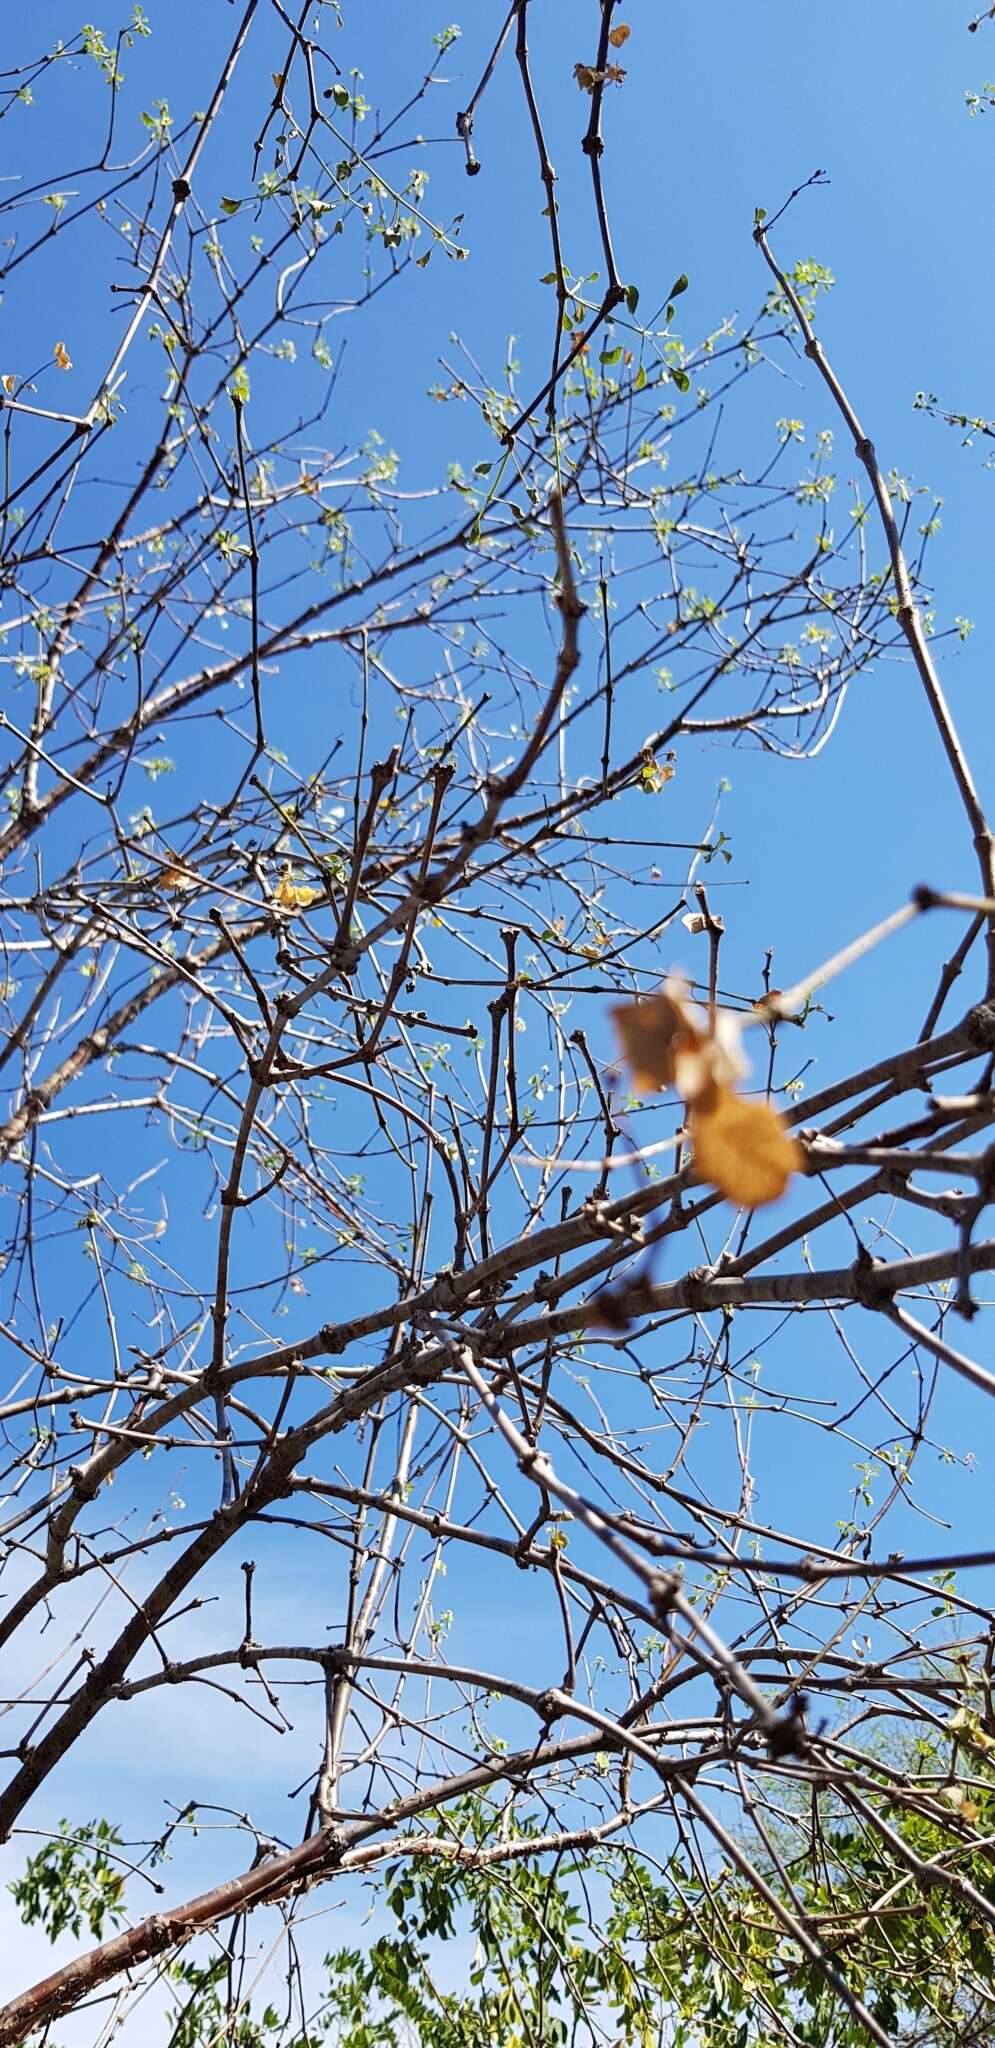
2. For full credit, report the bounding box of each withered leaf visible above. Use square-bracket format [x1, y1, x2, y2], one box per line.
[573, 60, 627, 91]
[638, 749, 676, 794]
[274, 872, 320, 912]
[613, 980, 743, 1105]
[608, 22, 631, 46]
[611, 988, 691, 1093]
[53, 340, 73, 372]
[690, 1088, 801, 1208]
[158, 863, 196, 894]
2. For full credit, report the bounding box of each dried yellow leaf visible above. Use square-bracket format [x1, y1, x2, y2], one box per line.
[574, 59, 626, 90]
[612, 979, 744, 1103]
[274, 872, 320, 911]
[158, 863, 196, 893]
[940, 1783, 978, 1820]
[608, 22, 631, 46]
[690, 1088, 801, 1209]
[638, 749, 676, 794]
[1, 375, 15, 396]
[53, 340, 73, 372]
[612, 987, 693, 1094]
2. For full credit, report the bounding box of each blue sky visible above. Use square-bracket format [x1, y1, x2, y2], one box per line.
[3, 0, 995, 2030]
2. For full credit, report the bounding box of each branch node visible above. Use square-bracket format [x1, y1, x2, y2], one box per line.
[649, 1571, 680, 1620]
[967, 1000, 995, 1051]
[765, 1692, 810, 1761]
[850, 1248, 896, 1311]
[683, 1266, 714, 1312]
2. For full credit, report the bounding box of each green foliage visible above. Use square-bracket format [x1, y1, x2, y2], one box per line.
[318, 1770, 995, 2048]
[965, 80, 995, 112]
[315, 1783, 995, 2048]
[764, 255, 836, 322]
[12, 1758, 995, 2046]
[166, 1958, 315, 2048]
[11, 1817, 126, 1941]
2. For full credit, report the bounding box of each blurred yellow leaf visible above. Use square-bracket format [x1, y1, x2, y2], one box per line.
[53, 340, 72, 371]
[612, 987, 692, 1093]
[608, 22, 631, 46]
[574, 62, 597, 90]
[690, 1088, 801, 1208]
[940, 1783, 978, 1820]
[612, 979, 743, 1101]
[275, 872, 320, 911]
[1, 375, 15, 395]
[614, 981, 800, 1205]
[158, 863, 196, 893]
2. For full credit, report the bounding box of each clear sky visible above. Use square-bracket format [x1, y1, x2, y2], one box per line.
[3, 0, 995, 2031]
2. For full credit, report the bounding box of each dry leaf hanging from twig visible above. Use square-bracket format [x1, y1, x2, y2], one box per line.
[274, 871, 321, 912]
[611, 978, 743, 1104]
[612, 977, 801, 1207]
[157, 863, 197, 894]
[574, 61, 627, 91]
[689, 1089, 800, 1208]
